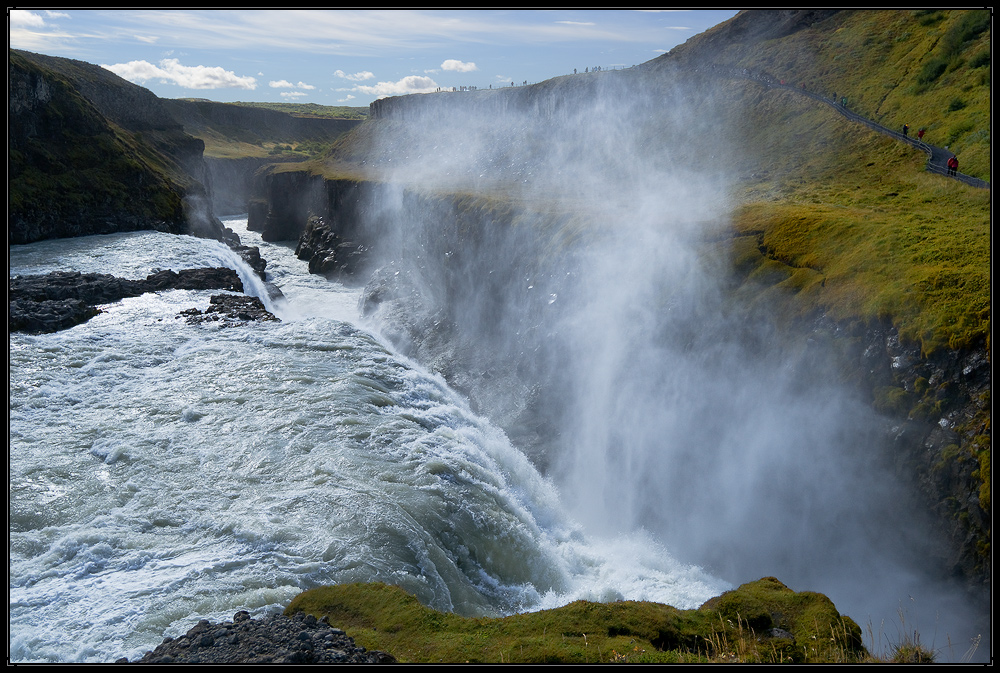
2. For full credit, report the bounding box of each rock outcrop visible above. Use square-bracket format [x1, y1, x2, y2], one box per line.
[8, 268, 258, 333]
[9, 49, 231, 244]
[180, 293, 280, 327]
[121, 610, 394, 664]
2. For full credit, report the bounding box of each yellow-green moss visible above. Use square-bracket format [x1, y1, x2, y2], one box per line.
[285, 578, 870, 664]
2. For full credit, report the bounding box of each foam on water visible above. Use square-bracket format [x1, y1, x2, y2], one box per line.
[9, 221, 729, 663]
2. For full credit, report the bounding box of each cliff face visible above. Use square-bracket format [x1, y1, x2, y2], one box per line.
[8, 49, 229, 244]
[162, 99, 363, 215]
[263, 171, 990, 589]
[163, 99, 361, 145]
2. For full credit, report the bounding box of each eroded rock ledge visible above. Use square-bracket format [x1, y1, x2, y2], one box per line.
[8, 268, 280, 333]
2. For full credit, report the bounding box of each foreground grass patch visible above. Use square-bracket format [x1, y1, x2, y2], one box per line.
[285, 578, 869, 663]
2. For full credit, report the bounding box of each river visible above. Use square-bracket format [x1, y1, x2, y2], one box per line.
[9, 218, 731, 663]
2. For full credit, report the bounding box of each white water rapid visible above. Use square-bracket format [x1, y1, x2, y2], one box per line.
[9, 219, 730, 663]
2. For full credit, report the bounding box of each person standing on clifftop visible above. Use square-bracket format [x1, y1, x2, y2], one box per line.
[947, 155, 958, 176]
[902, 124, 909, 137]
[917, 128, 925, 141]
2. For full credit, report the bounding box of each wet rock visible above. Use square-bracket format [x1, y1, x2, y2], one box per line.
[122, 611, 395, 664]
[181, 294, 279, 326]
[9, 268, 245, 333]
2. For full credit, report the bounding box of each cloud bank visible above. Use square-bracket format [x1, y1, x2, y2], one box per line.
[352, 74, 440, 98]
[269, 80, 316, 90]
[101, 58, 258, 90]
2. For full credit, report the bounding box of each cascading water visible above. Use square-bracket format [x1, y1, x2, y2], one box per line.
[9, 220, 729, 663]
[9, 72, 987, 663]
[340, 72, 988, 662]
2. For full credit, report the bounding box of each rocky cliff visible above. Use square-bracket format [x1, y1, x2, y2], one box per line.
[9, 49, 230, 244]
[160, 99, 363, 215]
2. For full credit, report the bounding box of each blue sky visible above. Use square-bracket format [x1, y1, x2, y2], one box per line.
[9, 9, 740, 107]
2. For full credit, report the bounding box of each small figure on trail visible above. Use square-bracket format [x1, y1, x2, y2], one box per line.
[841, 96, 847, 106]
[917, 128, 925, 141]
[947, 155, 959, 176]
[902, 124, 909, 137]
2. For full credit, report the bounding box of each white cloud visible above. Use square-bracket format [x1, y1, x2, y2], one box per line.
[441, 59, 477, 73]
[9, 10, 46, 28]
[334, 69, 375, 81]
[101, 58, 258, 90]
[269, 80, 316, 90]
[135, 35, 159, 44]
[556, 21, 595, 26]
[45, 11, 71, 19]
[279, 91, 309, 99]
[352, 74, 439, 98]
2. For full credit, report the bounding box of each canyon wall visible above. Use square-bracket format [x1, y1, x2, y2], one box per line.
[9, 49, 230, 244]
[249, 127, 989, 594]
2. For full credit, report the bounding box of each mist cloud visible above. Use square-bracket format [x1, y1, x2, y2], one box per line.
[352, 69, 981, 654]
[101, 58, 258, 90]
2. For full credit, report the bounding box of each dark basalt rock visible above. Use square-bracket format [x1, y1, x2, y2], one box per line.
[8, 297, 101, 334]
[119, 611, 395, 664]
[9, 268, 246, 334]
[180, 294, 280, 326]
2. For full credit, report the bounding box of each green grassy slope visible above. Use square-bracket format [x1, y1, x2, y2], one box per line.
[286, 578, 871, 664]
[168, 100, 366, 160]
[225, 101, 368, 120]
[719, 80, 990, 355]
[673, 10, 991, 356]
[673, 10, 990, 181]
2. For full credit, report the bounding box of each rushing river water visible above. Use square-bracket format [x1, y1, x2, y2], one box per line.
[9, 218, 732, 663]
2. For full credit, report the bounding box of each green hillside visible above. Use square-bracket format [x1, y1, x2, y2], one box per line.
[674, 9, 990, 181]
[675, 10, 990, 357]
[9, 50, 189, 243]
[226, 101, 369, 120]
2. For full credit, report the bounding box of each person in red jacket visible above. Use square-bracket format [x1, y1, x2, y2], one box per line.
[947, 155, 958, 176]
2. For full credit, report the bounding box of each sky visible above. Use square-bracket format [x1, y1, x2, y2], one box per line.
[9, 9, 740, 108]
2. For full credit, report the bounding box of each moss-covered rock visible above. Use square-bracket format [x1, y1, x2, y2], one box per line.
[284, 578, 868, 663]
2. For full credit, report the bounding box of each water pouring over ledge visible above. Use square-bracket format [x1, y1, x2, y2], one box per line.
[328, 72, 987, 661]
[9, 220, 730, 663]
[9, 70, 986, 661]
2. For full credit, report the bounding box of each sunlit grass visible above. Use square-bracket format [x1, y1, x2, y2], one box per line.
[285, 579, 875, 664]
